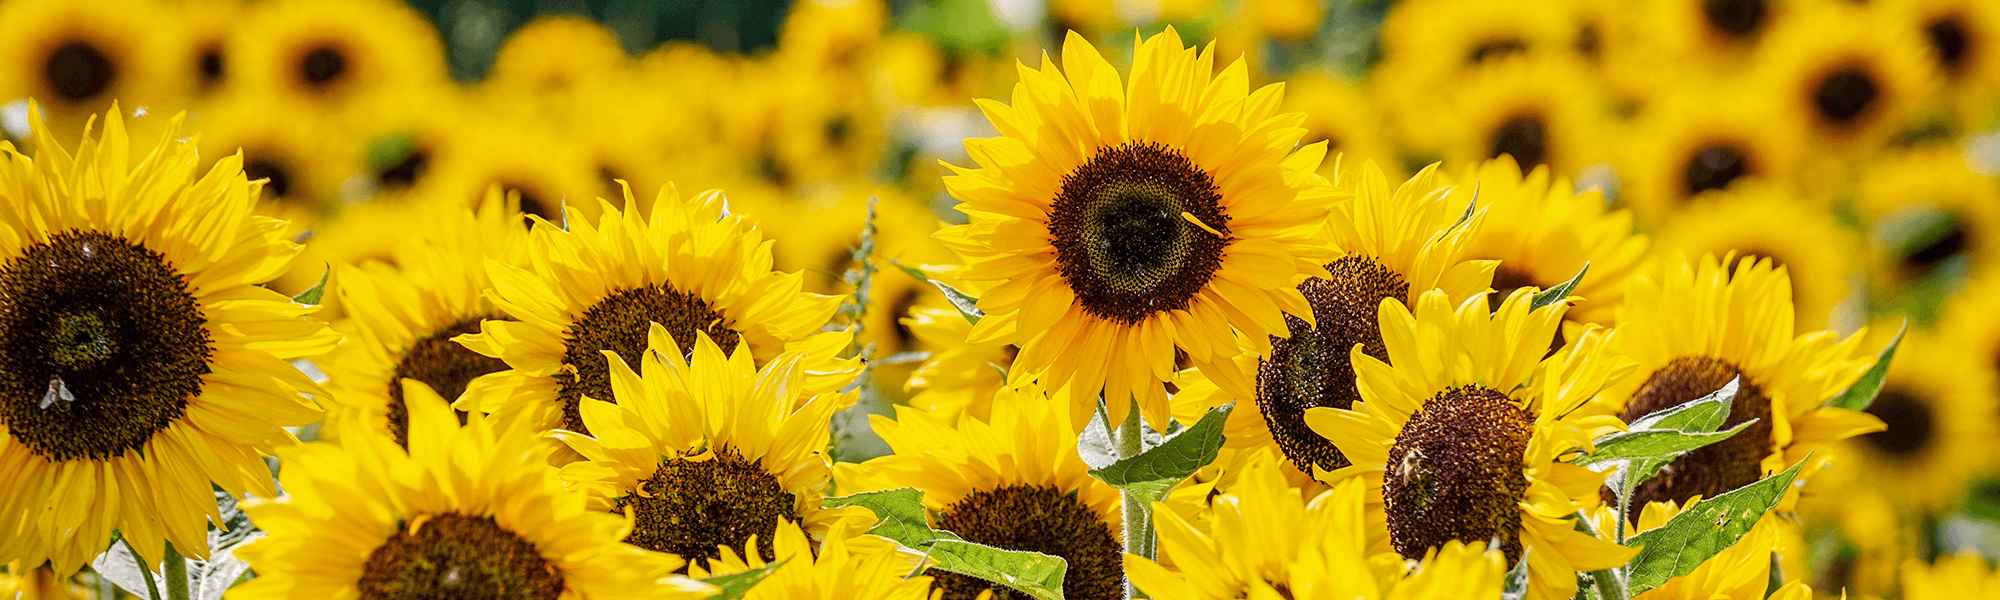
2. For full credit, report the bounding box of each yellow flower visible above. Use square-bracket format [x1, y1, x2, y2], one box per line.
[1585, 499, 1782, 600]
[695, 520, 933, 600]
[1750, 1, 1941, 152]
[0, 563, 87, 600]
[0, 0, 184, 138]
[936, 27, 1340, 430]
[1129, 450, 1507, 600]
[228, 380, 712, 600]
[1855, 147, 2000, 295]
[484, 15, 632, 105]
[1304, 288, 1638, 600]
[1426, 54, 1612, 176]
[1651, 183, 1862, 330]
[1281, 72, 1404, 183]
[1613, 85, 1807, 226]
[838, 383, 1126, 600]
[901, 305, 1014, 424]
[1812, 330, 1995, 515]
[1878, 0, 2000, 121]
[1451, 156, 1646, 326]
[455, 185, 856, 443]
[227, 0, 447, 117]
[1903, 553, 2000, 599]
[0, 106, 336, 574]
[193, 89, 362, 214]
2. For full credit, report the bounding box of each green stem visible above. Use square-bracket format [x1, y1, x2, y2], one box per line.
[163, 542, 189, 600]
[1573, 512, 1629, 600]
[1114, 401, 1153, 600]
[126, 537, 162, 600]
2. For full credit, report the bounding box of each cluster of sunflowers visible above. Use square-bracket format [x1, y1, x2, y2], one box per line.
[4, 0, 2000, 598]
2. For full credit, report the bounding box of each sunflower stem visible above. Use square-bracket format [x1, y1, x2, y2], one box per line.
[125, 537, 163, 600]
[1114, 400, 1154, 599]
[163, 542, 189, 600]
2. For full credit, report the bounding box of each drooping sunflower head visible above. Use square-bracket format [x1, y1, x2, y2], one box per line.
[454, 184, 856, 439]
[1605, 252, 1880, 515]
[230, 379, 715, 600]
[1452, 156, 1647, 326]
[1304, 288, 1637, 600]
[553, 326, 856, 571]
[936, 27, 1340, 430]
[839, 382, 1126, 600]
[1752, 2, 1940, 149]
[323, 186, 533, 447]
[0, 105, 338, 574]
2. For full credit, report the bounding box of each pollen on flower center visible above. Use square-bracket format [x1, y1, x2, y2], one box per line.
[1613, 355, 1774, 518]
[1048, 141, 1229, 326]
[0, 230, 212, 462]
[1258, 255, 1407, 474]
[932, 484, 1123, 600]
[386, 316, 510, 448]
[357, 512, 565, 600]
[614, 446, 798, 570]
[1383, 386, 1533, 566]
[556, 283, 739, 434]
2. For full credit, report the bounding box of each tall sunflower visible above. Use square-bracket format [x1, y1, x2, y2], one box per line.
[0, 106, 338, 574]
[936, 28, 1341, 430]
[1128, 450, 1507, 600]
[693, 519, 933, 600]
[553, 328, 860, 570]
[837, 382, 1127, 600]
[1602, 253, 1881, 517]
[227, 379, 714, 600]
[484, 15, 631, 107]
[1452, 156, 1646, 326]
[320, 187, 531, 447]
[456, 185, 857, 440]
[1303, 288, 1638, 600]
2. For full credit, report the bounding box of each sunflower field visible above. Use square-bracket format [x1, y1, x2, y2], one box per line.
[3, 0, 2000, 598]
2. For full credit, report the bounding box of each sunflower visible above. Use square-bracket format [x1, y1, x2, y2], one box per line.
[693, 519, 932, 600]
[1810, 331, 1995, 515]
[902, 304, 1015, 424]
[936, 28, 1340, 430]
[1303, 288, 1637, 600]
[171, 0, 246, 97]
[320, 187, 531, 447]
[1282, 72, 1404, 183]
[1751, 2, 1941, 152]
[1203, 162, 1494, 478]
[1377, 0, 1573, 89]
[1796, 484, 1907, 597]
[191, 90, 360, 218]
[766, 65, 887, 186]
[1128, 450, 1507, 600]
[1879, 0, 2000, 121]
[1635, 0, 1816, 69]
[484, 15, 631, 105]
[1903, 554, 2000, 599]
[228, 378, 713, 600]
[0, 563, 86, 600]
[836, 382, 1127, 600]
[1584, 499, 1784, 600]
[777, 0, 889, 72]
[227, 0, 447, 117]
[1426, 54, 1612, 177]
[0, 0, 181, 138]
[1651, 183, 1862, 329]
[552, 327, 861, 570]
[0, 106, 338, 574]
[1855, 148, 2000, 294]
[455, 185, 856, 440]
[1601, 253, 1880, 521]
[1939, 269, 2000, 384]
[1452, 156, 1647, 326]
[1613, 86, 1807, 225]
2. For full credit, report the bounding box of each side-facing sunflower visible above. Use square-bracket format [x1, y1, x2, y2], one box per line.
[837, 382, 1126, 600]
[228, 379, 714, 600]
[1651, 183, 1862, 330]
[553, 327, 861, 570]
[1452, 156, 1646, 326]
[1304, 288, 1638, 600]
[1751, 1, 1941, 153]
[0, 106, 338, 574]
[1128, 450, 1507, 600]
[321, 187, 531, 447]
[693, 519, 932, 600]
[1602, 254, 1880, 517]
[936, 27, 1341, 430]
[457, 185, 855, 441]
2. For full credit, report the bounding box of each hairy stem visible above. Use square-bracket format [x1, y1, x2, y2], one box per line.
[1115, 401, 1153, 599]
[163, 542, 189, 600]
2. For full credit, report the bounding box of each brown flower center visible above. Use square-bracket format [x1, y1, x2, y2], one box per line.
[932, 484, 1123, 600]
[614, 446, 796, 570]
[1048, 141, 1230, 326]
[1383, 386, 1534, 566]
[358, 512, 564, 600]
[1257, 255, 1406, 474]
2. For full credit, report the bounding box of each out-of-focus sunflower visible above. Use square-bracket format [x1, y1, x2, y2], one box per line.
[767, 65, 886, 186]
[1939, 269, 2000, 383]
[0, 106, 337, 574]
[456, 186, 855, 441]
[1602, 254, 1879, 518]
[1797, 485, 1906, 597]
[1283, 72, 1404, 183]
[554, 329, 861, 569]
[694, 519, 931, 600]
[1880, 0, 2000, 122]
[902, 305, 1014, 423]
[1856, 148, 2000, 294]
[484, 15, 631, 107]
[1651, 183, 1862, 329]
[1128, 451, 1507, 600]
[1813, 332, 1995, 515]
[1752, 2, 1941, 152]
[192, 90, 359, 219]
[409, 111, 601, 223]
[274, 196, 444, 319]
[321, 187, 530, 447]
[228, 381, 713, 600]
[0, 0, 181, 138]
[228, 0, 446, 118]
[778, 0, 889, 73]
[1637, 0, 1817, 69]
[1903, 553, 2000, 599]
[1452, 156, 1647, 326]
[1614, 87, 1806, 225]
[173, 0, 247, 98]
[1304, 289, 1637, 600]
[1377, 0, 1573, 91]
[936, 28, 1340, 430]
[1424, 55, 1611, 177]
[837, 382, 1126, 600]
[0, 563, 86, 600]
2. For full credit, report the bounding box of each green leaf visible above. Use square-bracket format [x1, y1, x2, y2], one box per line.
[822, 488, 952, 548]
[1826, 320, 1905, 411]
[1529, 262, 1589, 312]
[925, 540, 1067, 600]
[892, 259, 984, 325]
[291, 267, 329, 305]
[1502, 547, 1531, 600]
[701, 558, 789, 600]
[1627, 377, 1739, 434]
[1624, 458, 1810, 595]
[365, 133, 418, 173]
[1440, 188, 1478, 239]
[1579, 420, 1755, 467]
[1084, 402, 1232, 519]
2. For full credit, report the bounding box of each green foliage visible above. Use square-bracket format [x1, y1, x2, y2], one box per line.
[1080, 402, 1233, 522]
[895, 260, 984, 324]
[291, 267, 329, 305]
[1530, 263, 1589, 312]
[824, 488, 1069, 600]
[1826, 320, 1905, 412]
[1623, 459, 1809, 595]
[701, 558, 789, 600]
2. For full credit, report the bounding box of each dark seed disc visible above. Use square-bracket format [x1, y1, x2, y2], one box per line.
[1860, 387, 1934, 459]
[1383, 386, 1534, 566]
[1256, 255, 1406, 474]
[614, 446, 797, 570]
[357, 512, 565, 600]
[1488, 114, 1549, 169]
[1812, 68, 1880, 126]
[1610, 356, 1773, 520]
[932, 484, 1123, 600]
[555, 284, 739, 434]
[1048, 141, 1229, 326]
[43, 40, 116, 102]
[385, 316, 510, 448]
